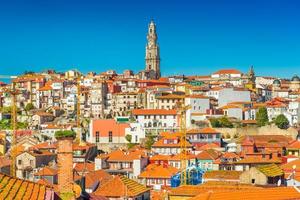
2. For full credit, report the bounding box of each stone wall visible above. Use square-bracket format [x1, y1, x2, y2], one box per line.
[215, 125, 298, 139]
[239, 167, 267, 185]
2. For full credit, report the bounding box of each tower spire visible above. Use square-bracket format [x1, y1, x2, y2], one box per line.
[145, 20, 160, 79]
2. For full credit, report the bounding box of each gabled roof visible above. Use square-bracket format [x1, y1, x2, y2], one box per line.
[256, 164, 283, 177]
[287, 140, 300, 149]
[203, 170, 242, 180]
[0, 172, 55, 199]
[197, 143, 220, 150]
[132, 109, 177, 115]
[74, 170, 113, 189]
[235, 157, 282, 164]
[190, 187, 300, 200]
[156, 94, 185, 99]
[187, 127, 219, 134]
[0, 157, 11, 168]
[152, 138, 193, 148]
[74, 163, 95, 173]
[212, 69, 242, 75]
[93, 175, 149, 198]
[221, 152, 240, 159]
[139, 164, 179, 179]
[104, 149, 147, 162]
[196, 149, 220, 160]
[34, 166, 57, 176]
[281, 159, 300, 172]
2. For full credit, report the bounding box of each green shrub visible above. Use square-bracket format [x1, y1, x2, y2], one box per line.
[256, 107, 269, 127]
[55, 130, 76, 139]
[274, 114, 289, 129]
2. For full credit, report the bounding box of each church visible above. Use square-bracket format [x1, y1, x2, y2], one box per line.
[138, 20, 161, 80]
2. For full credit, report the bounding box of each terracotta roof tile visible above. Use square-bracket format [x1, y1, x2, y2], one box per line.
[74, 170, 112, 189]
[132, 109, 177, 115]
[93, 175, 149, 198]
[0, 172, 55, 200]
[203, 170, 242, 180]
[212, 69, 242, 75]
[190, 187, 300, 200]
[156, 94, 185, 99]
[139, 164, 179, 179]
[288, 140, 300, 149]
[187, 127, 219, 134]
[34, 166, 57, 176]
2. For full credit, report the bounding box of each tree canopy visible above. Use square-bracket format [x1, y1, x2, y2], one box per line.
[55, 130, 76, 139]
[274, 114, 289, 129]
[210, 117, 233, 128]
[256, 107, 269, 127]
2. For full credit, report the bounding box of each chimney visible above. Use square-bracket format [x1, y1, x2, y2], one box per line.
[57, 136, 74, 196]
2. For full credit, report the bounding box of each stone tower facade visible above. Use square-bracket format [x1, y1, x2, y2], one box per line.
[57, 137, 74, 195]
[145, 20, 160, 79]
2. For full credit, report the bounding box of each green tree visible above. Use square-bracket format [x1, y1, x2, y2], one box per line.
[25, 103, 35, 112]
[145, 133, 155, 150]
[125, 134, 132, 143]
[0, 119, 28, 130]
[274, 114, 289, 129]
[256, 107, 269, 127]
[55, 130, 76, 139]
[219, 116, 233, 128]
[210, 118, 221, 128]
[1, 106, 12, 114]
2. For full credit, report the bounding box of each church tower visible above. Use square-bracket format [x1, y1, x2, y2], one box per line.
[145, 20, 160, 79]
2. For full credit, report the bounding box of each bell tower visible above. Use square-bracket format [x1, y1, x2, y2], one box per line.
[145, 20, 160, 79]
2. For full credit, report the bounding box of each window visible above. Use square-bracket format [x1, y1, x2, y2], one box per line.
[135, 135, 138, 143]
[96, 131, 99, 143]
[18, 160, 22, 165]
[109, 131, 113, 142]
[30, 160, 34, 166]
[252, 179, 255, 184]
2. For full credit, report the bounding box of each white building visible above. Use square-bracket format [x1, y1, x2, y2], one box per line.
[213, 88, 251, 107]
[132, 109, 178, 134]
[185, 94, 210, 128]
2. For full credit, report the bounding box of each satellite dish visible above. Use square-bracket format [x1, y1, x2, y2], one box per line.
[277, 179, 281, 187]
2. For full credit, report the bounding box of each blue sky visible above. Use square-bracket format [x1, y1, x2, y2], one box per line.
[0, 0, 300, 78]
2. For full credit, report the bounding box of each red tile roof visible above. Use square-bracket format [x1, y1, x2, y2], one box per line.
[203, 170, 242, 180]
[139, 164, 179, 179]
[132, 109, 177, 115]
[212, 69, 242, 75]
[0, 157, 11, 168]
[197, 143, 220, 150]
[152, 138, 192, 148]
[187, 127, 219, 134]
[34, 166, 57, 176]
[103, 149, 147, 162]
[156, 94, 185, 99]
[287, 140, 300, 149]
[74, 170, 112, 189]
[74, 163, 95, 173]
[196, 149, 220, 160]
[0, 172, 55, 199]
[92, 119, 130, 137]
[93, 175, 150, 198]
[190, 187, 300, 200]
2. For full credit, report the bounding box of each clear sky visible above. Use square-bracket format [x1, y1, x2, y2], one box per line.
[0, 0, 300, 78]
